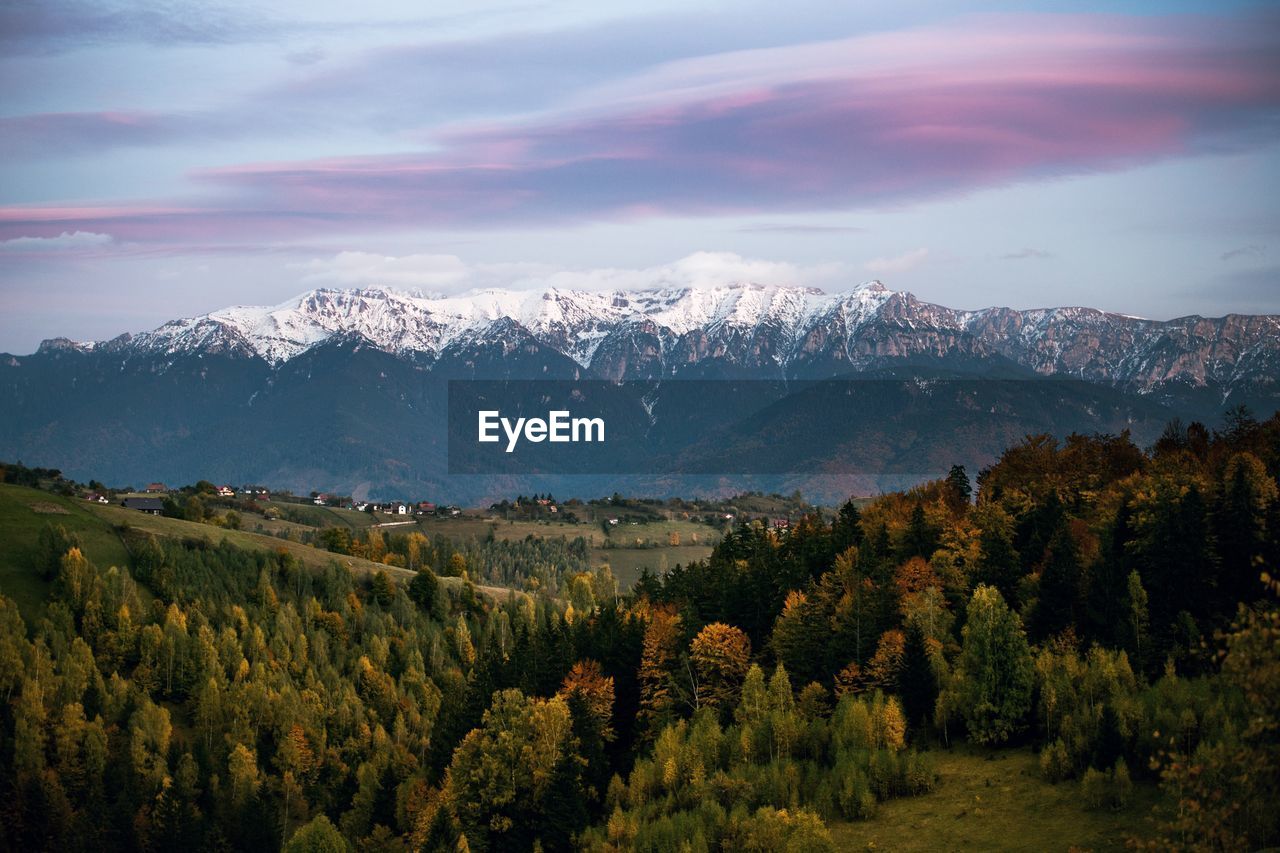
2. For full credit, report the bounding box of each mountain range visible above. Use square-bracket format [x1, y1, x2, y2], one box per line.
[4, 282, 1277, 502]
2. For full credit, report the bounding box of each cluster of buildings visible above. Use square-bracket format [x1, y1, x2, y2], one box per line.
[312, 494, 461, 518]
[91, 481, 270, 516]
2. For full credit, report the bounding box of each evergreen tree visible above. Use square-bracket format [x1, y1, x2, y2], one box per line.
[1085, 501, 1134, 648]
[899, 620, 937, 734]
[1215, 453, 1277, 610]
[1032, 524, 1082, 642]
[974, 514, 1022, 607]
[407, 568, 439, 614]
[831, 498, 865, 553]
[899, 504, 939, 561]
[946, 465, 972, 506]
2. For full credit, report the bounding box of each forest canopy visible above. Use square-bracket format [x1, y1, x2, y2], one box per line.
[1, 409, 1278, 851]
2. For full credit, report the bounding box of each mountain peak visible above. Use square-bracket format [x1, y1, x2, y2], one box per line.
[67, 281, 1277, 395]
[36, 337, 95, 354]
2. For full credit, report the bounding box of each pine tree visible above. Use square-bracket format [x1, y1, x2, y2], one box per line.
[946, 465, 972, 506]
[1215, 453, 1277, 610]
[831, 498, 865, 553]
[1032, 524, 1082, 642]
[975, 512, 1022, 607]
[408, 568, 439, 614]
[899, 621, 937, 734]
[899, 504, 939, 561]
[1085, 501, 1134, 648]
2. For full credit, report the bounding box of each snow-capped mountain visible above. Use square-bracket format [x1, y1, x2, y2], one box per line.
[59, 281, 1280, 393]
[7, 281, 1277, 502]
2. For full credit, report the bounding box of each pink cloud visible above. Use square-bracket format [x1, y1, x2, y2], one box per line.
[1, 13, 1276, 243]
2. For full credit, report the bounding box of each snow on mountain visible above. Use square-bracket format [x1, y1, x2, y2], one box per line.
[117, 282, 889, 365]
[78, 281, 1280, 392]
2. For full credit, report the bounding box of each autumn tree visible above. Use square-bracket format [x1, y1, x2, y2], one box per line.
[770, 590, 827, 686]
[690, 622, 752, 713]
[638, 606, 682, 737]
[559, 659, 616, 742]
[36, 523, 81, 581]
[446, 689, 578, 850]
[863, 629, 906, 693]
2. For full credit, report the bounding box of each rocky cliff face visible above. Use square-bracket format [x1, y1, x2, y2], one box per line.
[27, 281, 1279, 396]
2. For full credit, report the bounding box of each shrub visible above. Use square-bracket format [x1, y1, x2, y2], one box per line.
[1040, 738, 1073, 783]
[1081, 767, 1110, 809]
[1082, 758, 1133, 811]
[1112, 758, 1133, 809]
[902, 750, 938, 794]
[834, 761, 876, 820]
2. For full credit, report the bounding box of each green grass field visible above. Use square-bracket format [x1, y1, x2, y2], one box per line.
[593, 545, 714, 588]
[0, 486, 522, 616]
[85, 502, 517, 601]
[0, 484, 134, 621]
[831, 746, 1157, 852]
[260, 500, 378, 529]
[413, 515, 719, 589]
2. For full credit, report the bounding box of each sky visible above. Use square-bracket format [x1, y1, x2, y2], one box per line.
[1, 0, 1278, 353]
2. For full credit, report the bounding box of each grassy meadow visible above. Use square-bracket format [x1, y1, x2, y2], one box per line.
[831, 746, 1157, 852]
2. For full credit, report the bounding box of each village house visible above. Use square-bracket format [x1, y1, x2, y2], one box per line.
[83, 493, 109, 504]
[144, 483, 167, 494]
[217, 485, 235, 498]
[122, 497, 164, 515]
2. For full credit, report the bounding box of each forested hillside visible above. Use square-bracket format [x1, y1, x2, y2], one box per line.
[1, 409, 1278, 851]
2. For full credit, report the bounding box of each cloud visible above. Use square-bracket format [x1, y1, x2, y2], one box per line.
[285, 46, 327, 66]
[1001, 248, 1053, 260]
[295, 252, 472, 289]
[736, 223, 866, 234]
[0, 111, 209, 159]
[296, 250, 850, 294]
[864, 248, 928, 274]
[1191, 266, 1280, 314]
[2, 12, 1278, 242]
[1221, 244, 1265, 261]
[0, 230, 114, 252]
[0, 0, 279, 54]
